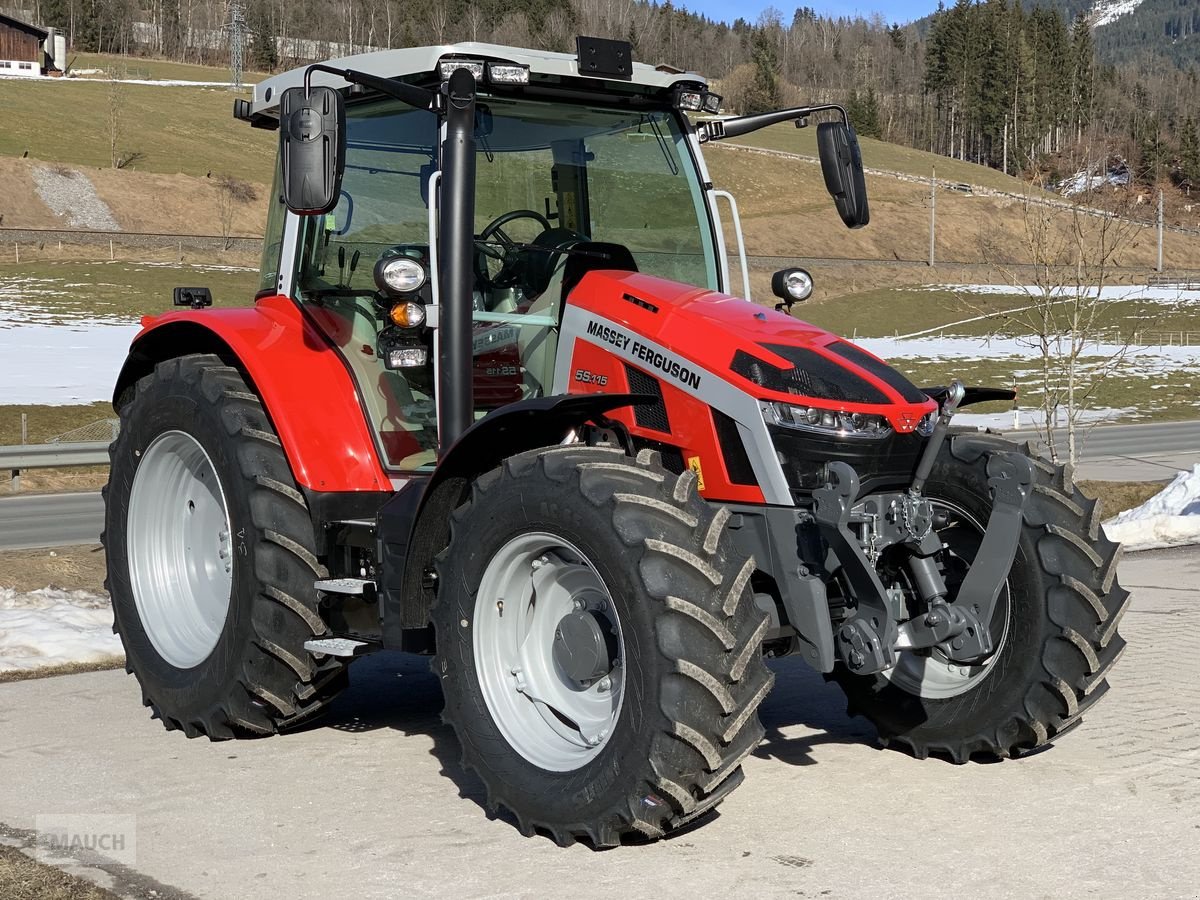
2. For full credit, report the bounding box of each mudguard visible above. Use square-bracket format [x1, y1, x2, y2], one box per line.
[377, 392, 653, 644]
[111, 295, 390, 493]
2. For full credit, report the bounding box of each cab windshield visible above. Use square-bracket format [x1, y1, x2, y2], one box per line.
[291, 93, 718, 470]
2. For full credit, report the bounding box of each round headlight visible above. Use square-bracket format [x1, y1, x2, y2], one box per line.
[375, 256, 427, 295]
[784, 269, 814, 302]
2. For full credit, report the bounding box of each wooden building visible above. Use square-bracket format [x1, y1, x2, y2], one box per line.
[0, 13, 49, 77]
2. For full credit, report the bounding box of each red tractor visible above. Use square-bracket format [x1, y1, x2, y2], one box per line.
[104, 39, 1127, 846]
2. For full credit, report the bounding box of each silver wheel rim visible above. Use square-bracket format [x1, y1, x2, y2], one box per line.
[473, 532, 625, 772]
[127, 430, 234, 669]
[883, 499, 1011, 700]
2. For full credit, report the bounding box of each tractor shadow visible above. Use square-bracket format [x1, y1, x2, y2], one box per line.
[294, 651, 490, 807]
[753, 656, 880, 767]
[294, 651, 881, 824]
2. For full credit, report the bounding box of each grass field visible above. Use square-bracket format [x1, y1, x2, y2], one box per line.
[0, 843, 118, 900]
[727, 122, 1053, 196]
[0, 259, 261, 321]
[68, 51, 268, 83]
[0, 80, 274, 181]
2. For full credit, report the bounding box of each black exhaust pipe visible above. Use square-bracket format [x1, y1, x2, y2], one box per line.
[437, 67, 477, 450]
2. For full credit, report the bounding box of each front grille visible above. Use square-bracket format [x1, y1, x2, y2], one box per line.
[624, 364, 671, 432]
[769, 424, 927, 496]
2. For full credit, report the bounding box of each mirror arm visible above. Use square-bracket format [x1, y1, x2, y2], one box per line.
[698, 104, 848, 142]
[303, 63, 441, 114]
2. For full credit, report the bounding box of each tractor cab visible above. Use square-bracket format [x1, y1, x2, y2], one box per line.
[243, 40, 867, 471]
[276, 84, 718, 468]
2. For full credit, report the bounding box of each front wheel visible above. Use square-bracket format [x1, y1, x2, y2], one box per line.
[432, 446, 773, 846]
[832, 432, 1129, 762]
[104, 354, 347, 738]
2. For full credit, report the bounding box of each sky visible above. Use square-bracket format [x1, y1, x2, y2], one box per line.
[681, 0, 935, 26]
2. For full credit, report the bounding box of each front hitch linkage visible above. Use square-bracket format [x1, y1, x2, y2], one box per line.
[816, 380, 1035, 674]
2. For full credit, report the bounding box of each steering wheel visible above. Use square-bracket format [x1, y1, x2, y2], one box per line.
[480, 209, 553, 250]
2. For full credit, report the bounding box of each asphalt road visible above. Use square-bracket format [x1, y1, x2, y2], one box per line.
[3, 420, 1197, 551]
[0, 491, 104, 551]
[0, 549, 1196, 899]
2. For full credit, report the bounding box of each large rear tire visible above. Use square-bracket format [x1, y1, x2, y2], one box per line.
[103, 354, 347, 738]
[432, 446, 773, 846]
[832, 432, 1129, 762]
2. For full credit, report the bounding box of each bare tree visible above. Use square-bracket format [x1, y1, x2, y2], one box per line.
[962, 176, 1147, 465]
[214, 175, 258, 250]
[107, 74, 125, 169]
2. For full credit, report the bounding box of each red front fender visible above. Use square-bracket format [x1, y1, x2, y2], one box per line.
[114, 295, 390, 493]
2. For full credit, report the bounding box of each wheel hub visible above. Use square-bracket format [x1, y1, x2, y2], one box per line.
[552, 610, 616, 685]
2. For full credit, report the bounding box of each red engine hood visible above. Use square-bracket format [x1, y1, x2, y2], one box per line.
[567, 271, 936, 432]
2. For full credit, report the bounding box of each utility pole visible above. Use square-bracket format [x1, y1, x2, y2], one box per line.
[929, 167, 936, 267]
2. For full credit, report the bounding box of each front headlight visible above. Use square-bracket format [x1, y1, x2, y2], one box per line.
[763, 401, 893, 439]
[375, 256, 427, 295]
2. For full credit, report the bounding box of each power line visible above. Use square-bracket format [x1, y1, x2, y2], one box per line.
[224, 0, 245, 90]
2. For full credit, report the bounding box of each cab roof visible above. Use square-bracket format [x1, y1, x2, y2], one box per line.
[250, 42, 707, 119]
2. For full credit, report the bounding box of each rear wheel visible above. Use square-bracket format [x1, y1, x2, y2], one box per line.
[104, 354, 347, 738]
[433, 446, 773, 846]
[832, 433, 1129, 762]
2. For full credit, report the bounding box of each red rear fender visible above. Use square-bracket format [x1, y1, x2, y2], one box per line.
[113, 295, 389, 493]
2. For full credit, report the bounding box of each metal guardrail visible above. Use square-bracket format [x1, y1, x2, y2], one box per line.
[2, 442, 110, 490]
[0, 442, 111, 469]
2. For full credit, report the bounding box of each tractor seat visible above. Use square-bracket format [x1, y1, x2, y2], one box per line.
[560, 242, 638, 301]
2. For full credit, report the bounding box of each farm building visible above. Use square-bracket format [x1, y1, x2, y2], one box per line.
[0, 12, 65, 77]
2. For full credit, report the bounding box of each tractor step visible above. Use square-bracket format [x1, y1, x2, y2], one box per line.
[314, 577, 375, 595]
[303, 637, 376, 658]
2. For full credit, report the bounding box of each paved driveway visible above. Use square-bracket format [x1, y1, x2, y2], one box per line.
[1, 550, 1197, 899]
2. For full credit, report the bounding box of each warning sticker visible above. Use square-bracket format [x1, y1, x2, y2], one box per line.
[686, 455, 706, 492]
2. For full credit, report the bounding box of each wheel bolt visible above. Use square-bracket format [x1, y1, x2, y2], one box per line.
[597, 676, 612, 692]
[848, 650, 865, 669]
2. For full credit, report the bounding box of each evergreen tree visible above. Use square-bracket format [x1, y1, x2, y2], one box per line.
[744, 27, 781, 114]
[1069, 13, 1094, 138]
[247, 0, 278, 72]
[847, 88, 881, 138]
[1179, 116, 1200, 189]
[1139, 116, 1169, 185]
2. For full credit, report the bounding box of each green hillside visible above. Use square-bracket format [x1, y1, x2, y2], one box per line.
[728, 123, 1051, 196]
[0, 76, 274, 181]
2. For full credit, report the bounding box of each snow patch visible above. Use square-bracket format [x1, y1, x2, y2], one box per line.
[0, 587, 123, 673]
[1103, 465, 1200, 551]
[954, 406, 1135, 430]
[912, 283, 1200, 305]
[856, 334, 1200, 370]
[0, 323, 140, 404]
[1093, 0, 1143, 28]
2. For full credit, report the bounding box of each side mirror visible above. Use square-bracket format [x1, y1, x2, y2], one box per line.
[173, 286, 212, 309]
[279, 85, 345, 215]
[771, 267, 813, 314]
[817, 121, 869, 229]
